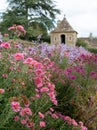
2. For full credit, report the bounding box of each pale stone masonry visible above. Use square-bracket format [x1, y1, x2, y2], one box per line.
[50, 16, 77, 46]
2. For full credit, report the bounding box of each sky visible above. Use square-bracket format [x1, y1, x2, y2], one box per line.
[0, 0, 8, 13]
[0, 0, 97, 37]
[55, 0, 97, 37]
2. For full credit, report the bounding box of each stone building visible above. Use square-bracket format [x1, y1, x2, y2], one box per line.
[78, 33, 97, 48]
[50, 16, 77, 46]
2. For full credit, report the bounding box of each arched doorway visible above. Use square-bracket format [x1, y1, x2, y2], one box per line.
[61, 34, 65, 44]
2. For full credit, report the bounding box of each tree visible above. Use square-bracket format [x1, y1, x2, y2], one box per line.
[0, 0, 60, 39]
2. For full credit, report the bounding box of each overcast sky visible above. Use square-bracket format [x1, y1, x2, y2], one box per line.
[55, 0, 97, 37]
[0, 0, 8, 13]
[0, 0, 97, 37]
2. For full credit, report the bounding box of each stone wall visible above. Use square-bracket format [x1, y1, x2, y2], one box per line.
[50, 32, 77, 46]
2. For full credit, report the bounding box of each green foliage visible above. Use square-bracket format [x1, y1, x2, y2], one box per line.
[27, 22, 48, 40]
[54, 80, 77, 118]
[0, 0, 60, 39]
[43, 115, 77, 130]
[88, 48, 97, 53]
[76, 39, 87, 48]
[41, 35, 50, 43]
[51, 55, 97, 129]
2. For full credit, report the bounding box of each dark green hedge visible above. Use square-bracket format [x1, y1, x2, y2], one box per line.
[88, 48, 97, 53]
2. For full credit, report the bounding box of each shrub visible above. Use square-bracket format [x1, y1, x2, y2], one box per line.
[88, 48, 97, 54]
[76, 39, 87, 48]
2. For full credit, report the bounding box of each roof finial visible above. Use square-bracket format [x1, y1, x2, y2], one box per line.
[63, 14, 66, 20]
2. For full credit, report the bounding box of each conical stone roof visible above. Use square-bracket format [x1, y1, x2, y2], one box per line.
[51, 17, 77, 33]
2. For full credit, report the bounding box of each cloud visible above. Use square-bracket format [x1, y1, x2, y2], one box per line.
[55, 0, 97, 37]
[0, 0, 8, 12]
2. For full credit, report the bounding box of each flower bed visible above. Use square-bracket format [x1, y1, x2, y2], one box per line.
[0, 25, 97, 130]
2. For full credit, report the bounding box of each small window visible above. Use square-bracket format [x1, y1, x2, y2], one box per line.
[69, 36, 72, 40]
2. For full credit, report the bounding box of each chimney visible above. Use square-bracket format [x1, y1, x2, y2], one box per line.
[57, 20, 61, 27]
[89, 32, 93, 41]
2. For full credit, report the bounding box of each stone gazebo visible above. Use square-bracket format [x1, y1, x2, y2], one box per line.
[50, 16, 77, 46]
